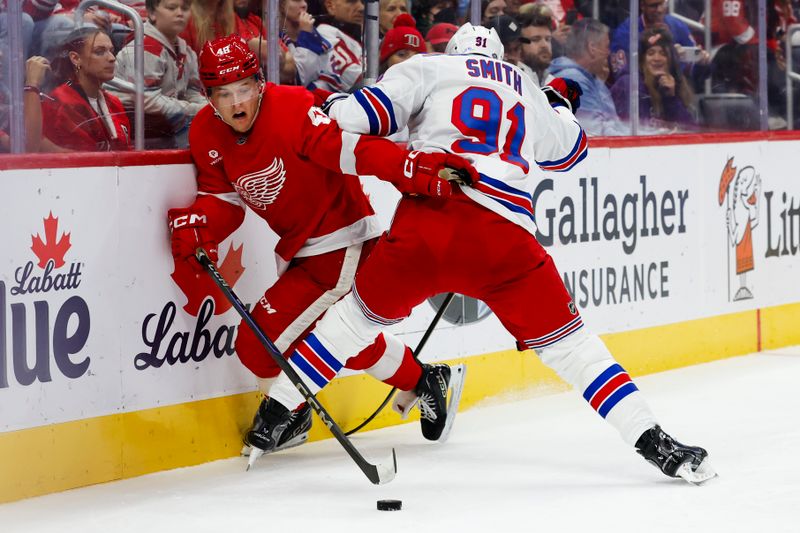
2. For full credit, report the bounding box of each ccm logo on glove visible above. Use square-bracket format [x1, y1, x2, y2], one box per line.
[403, 150, 421, 179]
[169, 213, 208, 230]
[167, 207, 218, 270]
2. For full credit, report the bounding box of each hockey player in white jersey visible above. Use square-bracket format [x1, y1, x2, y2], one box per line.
[267, 23, 716, 484]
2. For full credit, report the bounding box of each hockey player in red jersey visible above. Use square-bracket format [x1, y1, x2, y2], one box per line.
[262, 24, 716, 484]
[167, 35, 476, 467]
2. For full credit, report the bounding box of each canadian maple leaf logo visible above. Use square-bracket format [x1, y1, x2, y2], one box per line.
[171, 243, 246, 316]
[31, 212, 72, 269]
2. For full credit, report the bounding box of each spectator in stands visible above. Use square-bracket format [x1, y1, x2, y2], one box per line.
[412, 0, 458, 38]
[0, 55, 50, 153]
[549, 18, 628, 135]
[25, 0, 146, 60]
[595, 0, 629, 30]
[519, 3, 568, 58]
[611, 27, 695, 131]
[536, 0, 581, 27]
[485, 15, 525, 66]
[519, 11, 555, 86]
[380, 0, 409, 35]
[231, 0, 299, 84]
[766, 0, 799, 127]
[234, 0, 267, 39]
[505, 0, 523, 16]
[482, 0, 507, 25]
[181, 0, 236, 53]
[43, 27, 132, 151]
[109, 0, 205, 149]
[379, 14, 426, 74]
[485, 14, 544, 83]
[279, 0, 332, 86]
[425, 22, 457, 52]
[706, 0, 755, 46]
[610, 0, 706, 77]
[313, 0, 364, 91]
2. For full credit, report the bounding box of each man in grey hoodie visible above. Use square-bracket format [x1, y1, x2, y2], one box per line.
[109, 0, 206, 149]
[549, 19, 628, 136]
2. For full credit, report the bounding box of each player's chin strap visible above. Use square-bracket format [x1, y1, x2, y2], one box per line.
[208, 78, 266, 133]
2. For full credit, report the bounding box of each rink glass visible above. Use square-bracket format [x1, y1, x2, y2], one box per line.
[0, 0, 795, 152]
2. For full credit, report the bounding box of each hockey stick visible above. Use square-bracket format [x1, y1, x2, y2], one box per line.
[195, 248, 397, 485]
[344, 292, 456, 436]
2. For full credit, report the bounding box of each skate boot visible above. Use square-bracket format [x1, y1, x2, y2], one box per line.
[243, 398, 311, 470]
[391, 363, 466, 443]
[415, 363, 452, 441]
[635, 425, 717, 484]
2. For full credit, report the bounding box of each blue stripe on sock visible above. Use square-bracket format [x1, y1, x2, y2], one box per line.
[305, 333, 343, 372]
[597, 382, 639, 418]
[290, 353, 328, 388]
[583, 364, 624, 402]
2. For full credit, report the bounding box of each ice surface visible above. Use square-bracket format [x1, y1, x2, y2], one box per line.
[2, 347, 799, 533]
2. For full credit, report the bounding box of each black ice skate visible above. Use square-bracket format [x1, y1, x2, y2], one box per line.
[243, 398, 311, 471]
[414, 363, 466, 442]
[635, 425, 717, 484]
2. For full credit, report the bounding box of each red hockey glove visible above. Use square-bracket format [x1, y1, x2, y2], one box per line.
[400, 150, 479, 198]
[312, 87, 334, 108]
[167, 207, 218, 271]
[542, 77, 583, 113]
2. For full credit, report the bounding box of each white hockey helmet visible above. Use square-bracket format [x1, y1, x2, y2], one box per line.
[444, 23, 504, 60]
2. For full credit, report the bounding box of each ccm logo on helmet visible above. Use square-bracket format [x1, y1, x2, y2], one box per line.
[170, 213, 207, 230]
[218, 66, 241, 75]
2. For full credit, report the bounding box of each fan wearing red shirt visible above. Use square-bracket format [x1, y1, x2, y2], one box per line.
[43, 27, 132, 152]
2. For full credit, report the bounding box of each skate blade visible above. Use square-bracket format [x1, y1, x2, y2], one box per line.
[242, 433, 309, 467]
[246, 447, 264, 471]
[676, 458, 718, 485]
[437, 364, 467, 444]
[275, 432, 309, 452]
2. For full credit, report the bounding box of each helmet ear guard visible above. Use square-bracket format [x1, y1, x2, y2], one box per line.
[445, 23, 504, 60]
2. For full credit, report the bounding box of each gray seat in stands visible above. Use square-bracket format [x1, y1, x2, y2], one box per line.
[697, 94, 760, 131]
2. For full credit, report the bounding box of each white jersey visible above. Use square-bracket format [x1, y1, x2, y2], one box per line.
[325, 53, 588, 236]
[314, 24, 363, 92]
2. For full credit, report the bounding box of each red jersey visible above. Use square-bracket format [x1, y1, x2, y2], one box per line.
[708, 0, 756, 44]
[188, 84, 412, 267]
[43, 82, 132, 152]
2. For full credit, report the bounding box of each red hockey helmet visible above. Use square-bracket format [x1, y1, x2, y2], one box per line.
[198, 35, 260, 89]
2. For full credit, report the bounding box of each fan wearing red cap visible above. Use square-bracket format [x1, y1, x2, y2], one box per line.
[425, 22, 458, 53]
[379, 14, 428, 73]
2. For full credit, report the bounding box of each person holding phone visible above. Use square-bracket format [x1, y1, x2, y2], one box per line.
[609, 0, 704, 77]
[610, 27, 696, 131]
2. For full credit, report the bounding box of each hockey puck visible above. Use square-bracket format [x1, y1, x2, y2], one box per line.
[377, 499, 402, 511]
